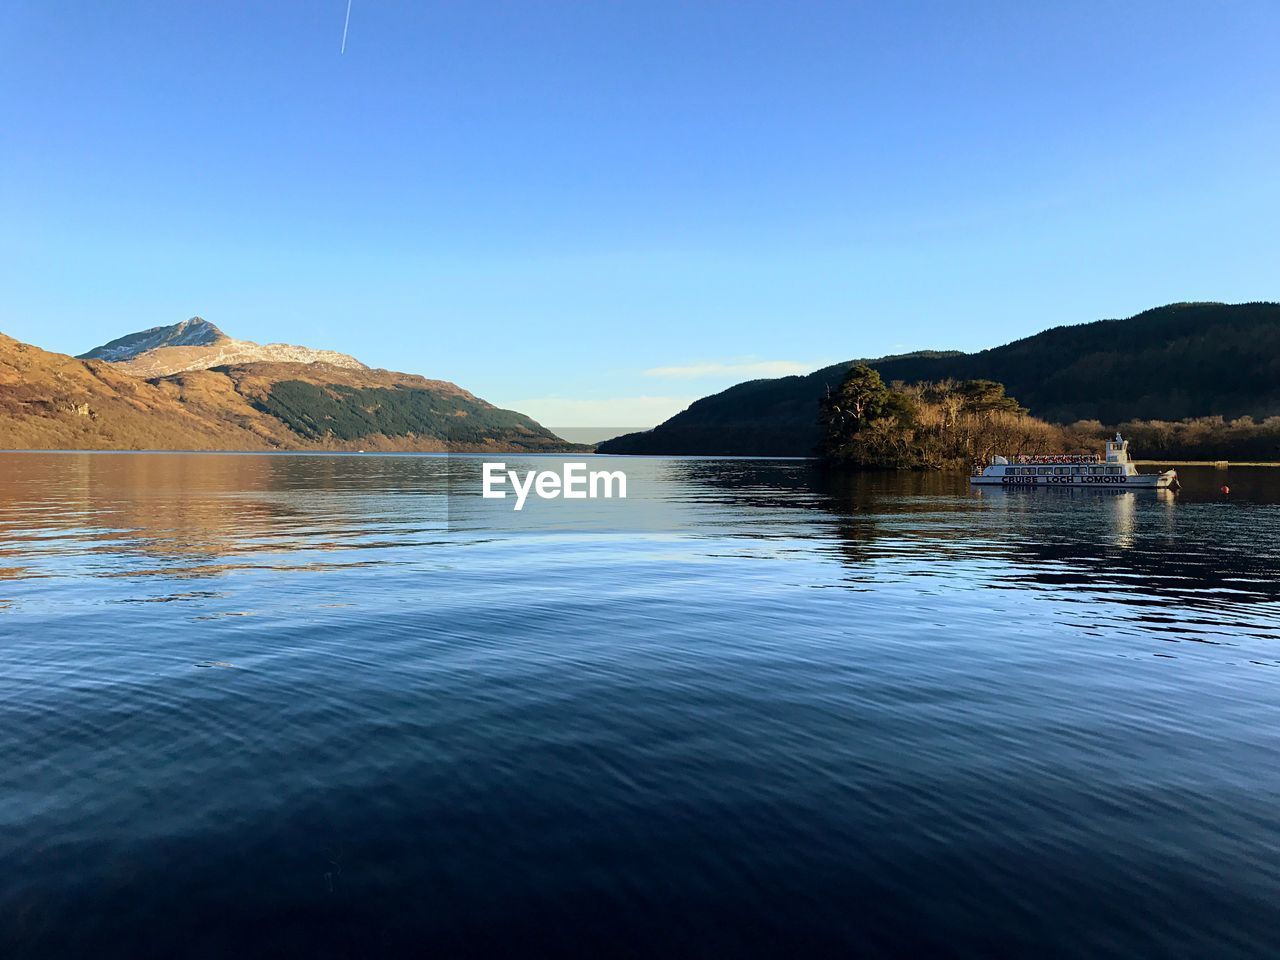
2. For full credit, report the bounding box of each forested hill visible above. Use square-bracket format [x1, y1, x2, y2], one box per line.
[598, 302, 1280, 457]
[0, 332, 582, 453]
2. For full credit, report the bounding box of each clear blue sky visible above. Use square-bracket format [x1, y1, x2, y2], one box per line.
[2, 1, 1277, 428]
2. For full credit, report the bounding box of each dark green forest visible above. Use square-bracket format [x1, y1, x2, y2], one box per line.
[254, 381, 558, 447]
[600, 302, 1280, 459]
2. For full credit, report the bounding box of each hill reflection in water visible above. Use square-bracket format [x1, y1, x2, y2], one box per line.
[1, 453, 1279, 959]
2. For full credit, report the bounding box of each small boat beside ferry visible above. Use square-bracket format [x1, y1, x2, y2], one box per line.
[971, 434, 1178, 489]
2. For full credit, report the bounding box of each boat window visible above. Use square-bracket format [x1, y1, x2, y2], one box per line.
[1038, 467, 1052, 475]
[1107, 466, 1122, 475]
[1054, 467, 1067, 475]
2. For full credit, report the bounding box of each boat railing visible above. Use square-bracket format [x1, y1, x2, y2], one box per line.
[1005, 454, 1102, 465]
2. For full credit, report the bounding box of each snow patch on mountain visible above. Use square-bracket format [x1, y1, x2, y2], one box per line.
[78, 317, 367, 376]
[80, 317, 225, 361]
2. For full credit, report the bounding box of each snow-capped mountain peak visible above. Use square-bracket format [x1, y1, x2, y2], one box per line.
[77, 317, 368, 376]
[79, 317, 226, 361]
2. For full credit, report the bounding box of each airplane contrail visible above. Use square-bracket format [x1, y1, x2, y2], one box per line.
[340, 0, 353, 53]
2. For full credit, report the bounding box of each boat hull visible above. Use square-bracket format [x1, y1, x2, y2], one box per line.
[970, 472, 1176, 489]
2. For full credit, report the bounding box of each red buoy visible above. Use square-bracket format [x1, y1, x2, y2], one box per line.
[1221, 485, 1230, 495]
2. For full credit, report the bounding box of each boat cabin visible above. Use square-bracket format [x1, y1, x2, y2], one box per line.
[971, 434, 1175, 488]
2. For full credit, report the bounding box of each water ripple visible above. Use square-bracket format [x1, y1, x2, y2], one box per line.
[0, 454, 1279, 958]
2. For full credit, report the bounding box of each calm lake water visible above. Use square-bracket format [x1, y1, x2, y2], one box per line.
[2, 453, 1279, 958]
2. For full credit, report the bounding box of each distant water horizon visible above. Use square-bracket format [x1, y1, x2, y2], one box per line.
[2, 453, 1278, 958]
[546, 426, 647, 445]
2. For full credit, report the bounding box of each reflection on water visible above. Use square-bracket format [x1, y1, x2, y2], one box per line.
[0, 453, 453, 576]
[1, 453, 1279, 958]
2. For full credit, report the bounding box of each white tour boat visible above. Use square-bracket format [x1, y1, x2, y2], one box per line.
[971, 434, 1178, 489]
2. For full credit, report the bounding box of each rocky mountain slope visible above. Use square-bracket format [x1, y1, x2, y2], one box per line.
[78, 317, 367, 377]
[1, 331, 577, 452]
[599, 302, 1280, 457]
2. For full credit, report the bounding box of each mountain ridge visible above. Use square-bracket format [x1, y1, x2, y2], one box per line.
[1, 328, 581, 452]
[598, 302, 1280, 457]
[79, 317, 226, 359]
[78, 316, 368, 377]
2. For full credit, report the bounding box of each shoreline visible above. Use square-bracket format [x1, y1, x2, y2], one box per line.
[0, 449, 1277, 467]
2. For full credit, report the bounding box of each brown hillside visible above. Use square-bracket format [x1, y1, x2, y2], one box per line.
[0, 333, 271, 450]
[0, 333, 576, 452]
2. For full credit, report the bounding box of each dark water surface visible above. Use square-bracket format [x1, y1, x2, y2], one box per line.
[2, 453, 1279, 958]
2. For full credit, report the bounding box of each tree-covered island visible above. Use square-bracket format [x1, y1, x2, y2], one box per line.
[819, 364, 1077, 469]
